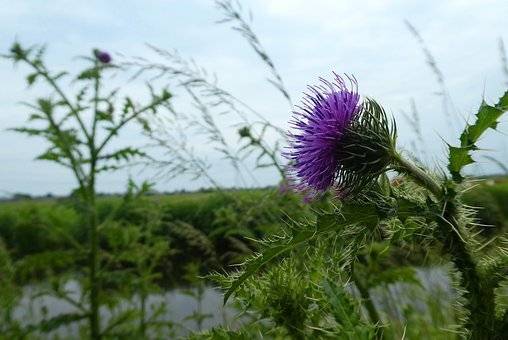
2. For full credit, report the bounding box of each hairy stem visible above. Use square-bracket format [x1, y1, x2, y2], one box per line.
[88, 160, 100, 339]
[392, 153, 441, 197]
[438, 204, 496, 339]
[393, 153, 496, 338]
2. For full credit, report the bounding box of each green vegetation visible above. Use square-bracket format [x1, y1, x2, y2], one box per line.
[2, 1, 508, 338]
[0, 186, 314, 338]
[0, 189, 306, 264]
[1, 181, 506, 280]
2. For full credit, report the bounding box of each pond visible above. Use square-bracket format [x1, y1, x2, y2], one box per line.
[12, 266, 459, 338]
[13, 280, 241, 338]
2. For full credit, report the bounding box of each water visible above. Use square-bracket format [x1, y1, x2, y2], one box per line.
[370, 266, 456, 320]
[12, 267, 458, 338]
[13, 280, 241, 338]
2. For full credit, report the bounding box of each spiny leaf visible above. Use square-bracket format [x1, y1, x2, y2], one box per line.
[223, 203, 379, 304]
[498, 90, 508, 108]
[323, 279, 361, 328]
[339, 203, 379, 228]
[459, 103, 503, 147]
[448, 90, 508, 182]
[122, 97, 135, 117]
[96, 107, 113, 122]
[99, 147, 146, 162]
[9, 127, 46, 136]
[322, 279, 376, 338]
[26, 72, 38, 86]
[223, 238, 308, 304]
[448, 146, 474, 182]
[223, 214, 336, 304]
[37, 98, 54, 115]
[36, 150, 63, 162]
[378, 173, 391, 196]
[28, 113, 45, 121]
[76, 67, 99, 80]
[8, 41, 27, 61]
[29, 313, 87, 333]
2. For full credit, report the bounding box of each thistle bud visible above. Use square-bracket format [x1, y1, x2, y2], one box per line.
[93, 49, 111, 64]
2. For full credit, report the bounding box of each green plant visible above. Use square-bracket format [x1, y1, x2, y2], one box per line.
[4, 42, 171, 339]
[0, 239, 22, 337]
[217, 80, 508, 339]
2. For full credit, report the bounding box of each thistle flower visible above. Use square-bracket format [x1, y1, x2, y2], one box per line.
[286, 73, 395, 198]
[93, 49, 111, 64]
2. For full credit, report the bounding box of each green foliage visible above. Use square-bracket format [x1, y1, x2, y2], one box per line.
[222, 200, 381, 304]
[3, 41, 172, 338]
[0, 240, 21, 335]
[0, 189, 305, 284]
[189, 325, 265, 340]
[2, 180, 508, 337]
[2, 28, 508, 339]
[322, 279, 376, 339]
[0, 202, 81, 259]
[0, 187, 312, 337]
[164, 220, 217, 274]
[218, 162, 508, 339]
[463, 184, 507, 235]
[448, 91, 508, 182]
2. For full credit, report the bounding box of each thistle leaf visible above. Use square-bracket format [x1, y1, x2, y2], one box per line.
[323, 279, 376, 338]
[76, 67, 99, 80]
[9, 127, 46, 136]
[459, 103, 504, 146]
[27, 313, 87, 333]
[99, 147, 146, 162]
[448, 146, 474, 182]
[223, 203, 378, 304]
[26, 72, 38, 86]
[36, 150, 62, 162]
[448, 90, 508, 182]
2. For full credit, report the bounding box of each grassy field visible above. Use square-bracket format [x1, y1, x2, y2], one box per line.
[1, 179, 506, 281]
[0, 188, 310, 286]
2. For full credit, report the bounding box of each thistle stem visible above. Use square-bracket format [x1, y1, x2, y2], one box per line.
[437, 208, 496, 339]
[88, 177, 100, 339]
[392, 152, 496, 339]
[392, 153, 442, 198]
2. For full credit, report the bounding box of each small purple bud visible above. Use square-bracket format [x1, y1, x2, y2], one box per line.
[93, 49, 111, 64]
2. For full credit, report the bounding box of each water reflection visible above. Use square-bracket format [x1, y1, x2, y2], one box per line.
[14, 281, 240, 337]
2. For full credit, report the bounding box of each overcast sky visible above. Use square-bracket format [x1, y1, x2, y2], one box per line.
[1, 0, 507, 196]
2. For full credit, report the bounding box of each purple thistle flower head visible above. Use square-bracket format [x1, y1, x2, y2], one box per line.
[286, 73, 360, 195]
[93, 49, 111, 64]
[286, 73, 395, 198]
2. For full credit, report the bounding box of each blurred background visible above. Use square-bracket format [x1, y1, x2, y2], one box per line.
[1, 1, 507, 339]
